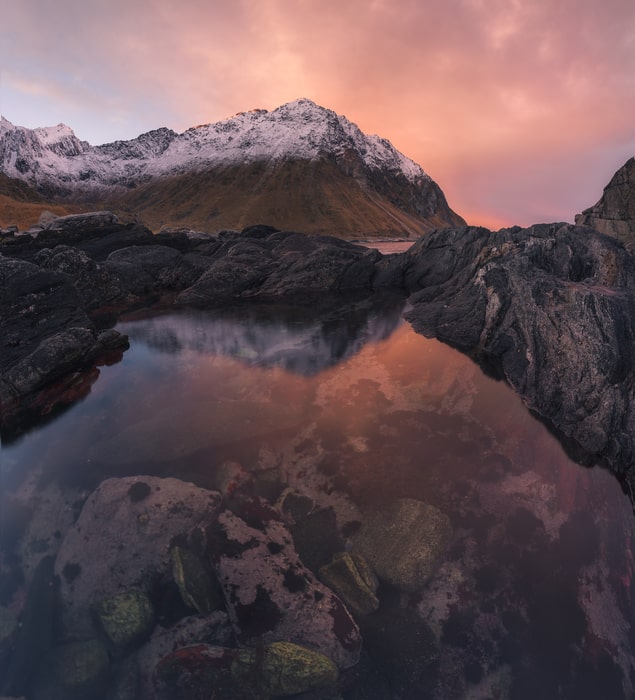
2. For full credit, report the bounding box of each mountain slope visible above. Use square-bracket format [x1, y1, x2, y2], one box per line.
[576, 158, 635, 243]
[0, 173, 76, 229]
[0, 99, 465, 237]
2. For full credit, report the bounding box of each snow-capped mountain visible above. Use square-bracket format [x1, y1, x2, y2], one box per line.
[0, 99, 465, 237]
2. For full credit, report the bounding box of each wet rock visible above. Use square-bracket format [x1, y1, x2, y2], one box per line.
[0, 606, 17, 655]
[153, 644, 237, 700]
[137, 612, 232, 698]
[170, 545, 222, 615]
[403, 223, 635, 488]
[351, 498, 452, 592]
[92, 589, 155, 650]
[231, 641, 339, 697]
[54, 476, 222, 637]
[319, 552, 379, 617]
[207, 499, 361, 669]
[51, 638, 110, 694]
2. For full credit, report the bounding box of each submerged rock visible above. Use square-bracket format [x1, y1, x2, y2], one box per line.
[206, 498, 361, 670]
[54, 476, 222, 637]
[92, 590, 155, 650]
[50, 638, 110, 694]
[351, 498, 452, 592]
[319, 552, 379, 617]
[170, 545, 221, 615]
[231, 641, 339, 697]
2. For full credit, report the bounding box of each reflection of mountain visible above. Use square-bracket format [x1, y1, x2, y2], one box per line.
[118, 295, 406, 376]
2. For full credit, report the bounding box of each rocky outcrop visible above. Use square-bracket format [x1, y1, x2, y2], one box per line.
[0, 254, 129, 435]
[576, 158, 635, 243]
[403, 223, 635, 490]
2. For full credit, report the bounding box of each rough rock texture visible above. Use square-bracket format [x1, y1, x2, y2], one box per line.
[351, 498, 452, 592]
[205, 498, 361, 670]
[404, 223, 635, 488]
[576, 157, 635, 243]
[176, 228, 381, 305]
[92, 590, 155, 650]
[0, 254, 129, 434]
[54, 476, 222, 636]
[319, 553, 379, 617]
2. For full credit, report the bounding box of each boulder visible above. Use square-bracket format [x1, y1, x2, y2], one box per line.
[204, 498, 361, 669]
[50, 639, 110, 694]
[351, 498, 452, 592]
[54, 476, 222, 636]
[170, 545, 222, 615]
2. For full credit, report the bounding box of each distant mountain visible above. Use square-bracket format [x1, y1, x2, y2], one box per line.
[0, 100, 465, 237]
[576, 157, 635, 243]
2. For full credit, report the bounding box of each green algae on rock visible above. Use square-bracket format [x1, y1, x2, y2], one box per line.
[351, 498, 452, 592]
[231, 641, 339, 697]
[92, 590, 154, 649]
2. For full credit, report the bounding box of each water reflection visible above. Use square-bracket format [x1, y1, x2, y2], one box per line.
[1, 302, 634, 699]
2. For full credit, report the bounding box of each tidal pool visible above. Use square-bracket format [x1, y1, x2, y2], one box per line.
[1, 297, 634, 699]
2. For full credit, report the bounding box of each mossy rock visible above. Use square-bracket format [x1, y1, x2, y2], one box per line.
[232, 641, 339, 697]
[351, 498, 452, 592]
[92, 589, 154, 649]
[53, 638, 110, 690]
[319, 552, 379, 617]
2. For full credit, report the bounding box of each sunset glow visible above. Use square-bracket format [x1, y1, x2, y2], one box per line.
[3, 0, 635, 227]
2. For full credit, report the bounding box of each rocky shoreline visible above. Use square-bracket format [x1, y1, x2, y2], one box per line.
[3, 213, 635, 493]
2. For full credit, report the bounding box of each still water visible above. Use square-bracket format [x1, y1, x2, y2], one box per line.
[1, 297, 634, 699]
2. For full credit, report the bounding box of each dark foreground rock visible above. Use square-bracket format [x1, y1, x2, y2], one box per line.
[403, 223, 635, 491]
[0, 254, 129, 436]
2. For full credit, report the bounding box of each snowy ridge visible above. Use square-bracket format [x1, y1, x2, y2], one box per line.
[0, 99, 429, 195]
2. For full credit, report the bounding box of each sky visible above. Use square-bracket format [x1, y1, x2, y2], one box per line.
[2, 0, 635, 229]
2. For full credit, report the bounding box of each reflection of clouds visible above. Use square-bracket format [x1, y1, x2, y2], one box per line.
[118, 298, 405, 376]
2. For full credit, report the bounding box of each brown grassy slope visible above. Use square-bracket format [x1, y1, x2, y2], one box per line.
[0, 174, 78, 229]
[110, 159, 464, 238]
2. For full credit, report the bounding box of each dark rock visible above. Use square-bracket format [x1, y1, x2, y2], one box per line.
[137, 612, 232, 697]
[34, 244, 131, 311]
[49, 638, 110, 695]
[576, 157, 635, 243]
[319, 553, 379, 617]
[403, 223, 635, 488]
[176, 229, 381, 305]
[170, 545, 222, 615]
[0, 254, 129, 434]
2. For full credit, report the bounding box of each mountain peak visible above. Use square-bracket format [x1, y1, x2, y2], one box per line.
[0, 99, 465, 237]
